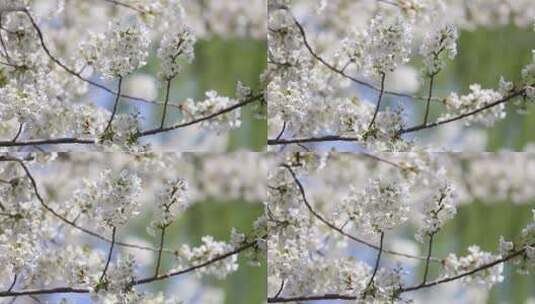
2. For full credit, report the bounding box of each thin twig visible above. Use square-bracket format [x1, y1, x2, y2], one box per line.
[400, 87, 528, 134]
[273, 280, 285, 298]
[268, 135, 360, 145]
[103, 77, 123, 134]
[368, 72, 386, 130]
[99, 226, 117, 282]
[282, 164, 439, 262]
[422, 75, 436, 126]
[267, 244, 533, 303]
[7, 275, 17, 292]
[154, 227, 167, 277]
[421, 234, 434, 285]
[0, 156, 173, 253]
[284, 9, 438, 102]
[275, 121, 287, 141]
[0, 93, 263, 147]
[364, 232, 385, 293]
[11, 123, 23, 142]
[94, 0, 150, 14]
[160, 79, 173, 129]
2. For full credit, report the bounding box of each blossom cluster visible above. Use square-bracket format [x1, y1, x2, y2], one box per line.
[267, 0, 535, 152]
[268, 152, 534, 303]
[343, 178, 410, 234]
[0, 0, 265, 152]
[157, 26, 196, 80]
[81, 21, 150, 79]
[72, 169, 142, 230]
[0, 153, 266, 303]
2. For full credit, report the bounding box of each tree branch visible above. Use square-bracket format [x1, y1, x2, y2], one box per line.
[421, 234, 435, 285]
[0, 93, 263, 148]
[284, 9, 438, 102]
[364, 232, 385, 293]
[368, 72, 386, 130]
[268, 244, 533, 302]
[160, 79, 173, 129]
[99, 226, 117, 282]
[282, 164, 439, 262]
[0, 232, 264, 298]
[0, 156, 174, 254]
[154, 227, 167, 277]
[103, 76, 123, 134]
[400, 87, 528, 134]
[422, 75, 436, 126]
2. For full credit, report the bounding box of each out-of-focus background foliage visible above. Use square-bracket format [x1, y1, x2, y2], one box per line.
[117, 38, 266, 151]
[411, 27, 535, 303]
[127, 199, 266, 304]
[405, 25, 535, 151]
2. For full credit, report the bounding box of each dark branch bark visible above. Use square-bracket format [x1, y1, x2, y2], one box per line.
[364, 232, 385, 292]
[282, 164, 438, 262]
[160, 79, 173, 129]
[421, 234, 435, 285]
[422, 75, 436, 126]
[99, 226, 117, 282]
[368, 72, 386, 130]
[154, 227, 167, 277]
[103, 77, 123, 134]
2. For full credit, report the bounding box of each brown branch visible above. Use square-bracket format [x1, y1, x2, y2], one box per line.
[0, 156, 174, 254]
[103, 76, 123, 134]
[285, 9, 438, 102]
[0, 93, 263, 147]
[7, 275, 17, 292]
[160, 79, 173, 129]
[422, 75, 436, 126]
[400, 244, 530, 293]
[364, 231, 385, 292]
[132, 237, 263, 286]
[137, 93, 263, 137]
[421, 234, 435, 285]
[154, 227, 167, 277]
[268, 244, 533, 303]
[273, 279, 285, 298]
[368, 72, 387, 130]
[99, 226, 117, 282]
[282, 164, 439, 262]
[11, 123, 23, 142]
[268, 136, 360, 146]
[20, 9, 170, 108]
[400, 87, 528, 134]
[93, 0, 150, 14]
[0, 238, 260, 297]
[268, 87, 530, 145]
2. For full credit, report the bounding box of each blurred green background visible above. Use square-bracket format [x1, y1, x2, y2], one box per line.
[122, 38, 267, 151]
[127, 199, 266, 304]
[408, 25, 535, 151]
[404, 28, 535, 303]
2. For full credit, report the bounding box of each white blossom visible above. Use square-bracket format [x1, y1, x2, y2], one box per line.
[415, 183, 457, 243]
[157, 25, 196, 80]
[177, 236, 239, 279]
[72, 169, 142, 230]
[148, 178, 190, 236]
[81, 21, 150, 79]
[442, 84, 505, 126]
[344, 178, 410, 234]
[181, 91, 242, 133]
[444, 246, 504, 289]
[420, 24, 458, 76]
